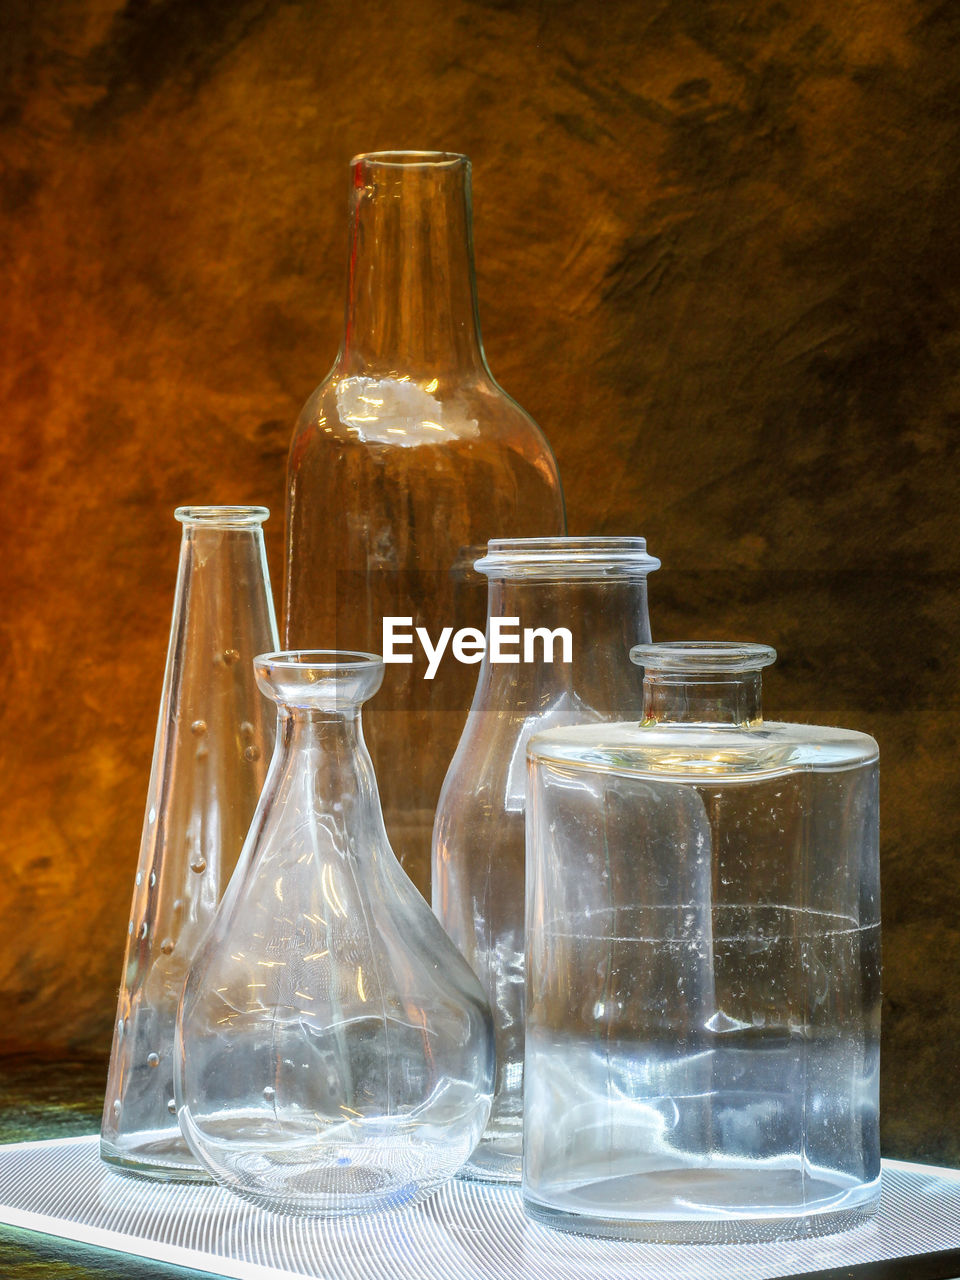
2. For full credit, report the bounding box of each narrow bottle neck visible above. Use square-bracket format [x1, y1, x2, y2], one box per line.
[642, 671, 764, 727]
[280, 704, 363, 738]
[339, 156, 485, 379]
[179, 519, 268, 560]
[276, 708, 382, 830]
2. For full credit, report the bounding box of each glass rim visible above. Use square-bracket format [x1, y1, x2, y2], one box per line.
[175, 505, 269, 526]
[476, 537, 659, 578]
[631, 641, 777, 672]
[351, 150, 468, 170]
[254, 649, 383, 672]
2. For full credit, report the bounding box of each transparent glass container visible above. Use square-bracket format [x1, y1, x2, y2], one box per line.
[175, 651, 495, 1216]
[433, 537, 659, 1183]
[524, 642, 881, 1242]
[101, 506, 279, 1180]
[284, 151, 566, 899]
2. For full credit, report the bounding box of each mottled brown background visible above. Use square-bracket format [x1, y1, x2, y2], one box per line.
[1, 0, 958, 1162]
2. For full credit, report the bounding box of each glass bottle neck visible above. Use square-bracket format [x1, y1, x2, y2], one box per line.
[177, 511, 271, 567]
[338, 154, 485, 380]
[642, 671, 764, 727]
[278, 706, 371, 757]
[276, 708, 382, 838]
[473, 575, 651, 716]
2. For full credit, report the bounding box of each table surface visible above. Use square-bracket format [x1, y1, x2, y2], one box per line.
[0, 1052, 193, 1279]
[1, 1053, 958, 1280]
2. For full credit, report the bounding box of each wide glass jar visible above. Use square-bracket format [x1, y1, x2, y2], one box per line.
[524, 642, 880, 1241]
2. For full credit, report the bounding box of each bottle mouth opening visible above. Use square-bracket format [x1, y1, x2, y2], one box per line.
[476, 537, 660, 579]
[256, 649, 383, 673]
[254, 651, 384, 709]
[351, 151, 468, 171]
[631, 642, 777, 673]
[175, 505, 269, 527]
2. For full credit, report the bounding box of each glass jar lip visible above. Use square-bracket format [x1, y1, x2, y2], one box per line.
[254, 651, 384, 709]
[255, 649, 382, 673]
[631, 641, 777, 672]
[476, 537, 660, 579]
[175, 505, 269, 527]
[352, 151, 468, 170]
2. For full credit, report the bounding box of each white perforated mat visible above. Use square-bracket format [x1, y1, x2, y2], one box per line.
[0, 1137, 958, 1280]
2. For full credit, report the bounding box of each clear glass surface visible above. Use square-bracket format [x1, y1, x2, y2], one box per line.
[524, 642, 881, 1241]
[284, 152, 565, 899]
[175, 652, 495, 1216]
[433, 538, 659, 1183]
[101, 506, 279, 1180]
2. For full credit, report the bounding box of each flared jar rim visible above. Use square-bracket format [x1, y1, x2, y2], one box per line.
[631, 641, 777, 672]
[255, 649, 383, 672]
[351, 150, 468, 170]
[477, 537, 660, 579]
[175, 505, 269, 527]
[253, 651, 384, 709]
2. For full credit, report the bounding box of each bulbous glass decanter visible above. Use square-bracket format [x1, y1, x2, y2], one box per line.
[433, 537, 659, 1183]
[284, 152, 566, 898]
[524, 643, 881, 1242]
[101, 506, 278, 1180]
[175, 651, 495, 1216]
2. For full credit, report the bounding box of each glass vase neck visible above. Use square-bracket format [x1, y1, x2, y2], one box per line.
[255, 652, 386, 850]
[254, 650, 383, 720]
[632, 642, 777, 727]
[338, 151, 485, 380]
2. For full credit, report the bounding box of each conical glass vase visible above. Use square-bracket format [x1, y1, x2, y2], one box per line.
[101, 506, 279, 1180]
[175, 651, 495, 1217]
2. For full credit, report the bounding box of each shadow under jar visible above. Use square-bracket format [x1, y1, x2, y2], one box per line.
[524, 642, 881, 1242]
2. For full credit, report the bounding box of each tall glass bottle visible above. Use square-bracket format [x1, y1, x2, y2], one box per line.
[175, 651, 495, 1216]
[284, 152, 565, 898]
[433, 537, 659, 1182]
[101, 506, 278, 1179]
[524, 643, 881, 1241]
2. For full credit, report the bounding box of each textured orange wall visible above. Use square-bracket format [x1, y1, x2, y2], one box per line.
[1, 0, 958, 1160]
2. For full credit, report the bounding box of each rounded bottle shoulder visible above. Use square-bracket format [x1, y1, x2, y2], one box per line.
[528, 720, 879, 778]
[290, 371, 556, 462]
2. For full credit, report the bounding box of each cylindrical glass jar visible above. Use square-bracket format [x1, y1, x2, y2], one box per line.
[433, 537, 659, 1183]
[284, 152, 565, 898]
[525, 642, 881, 1242]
